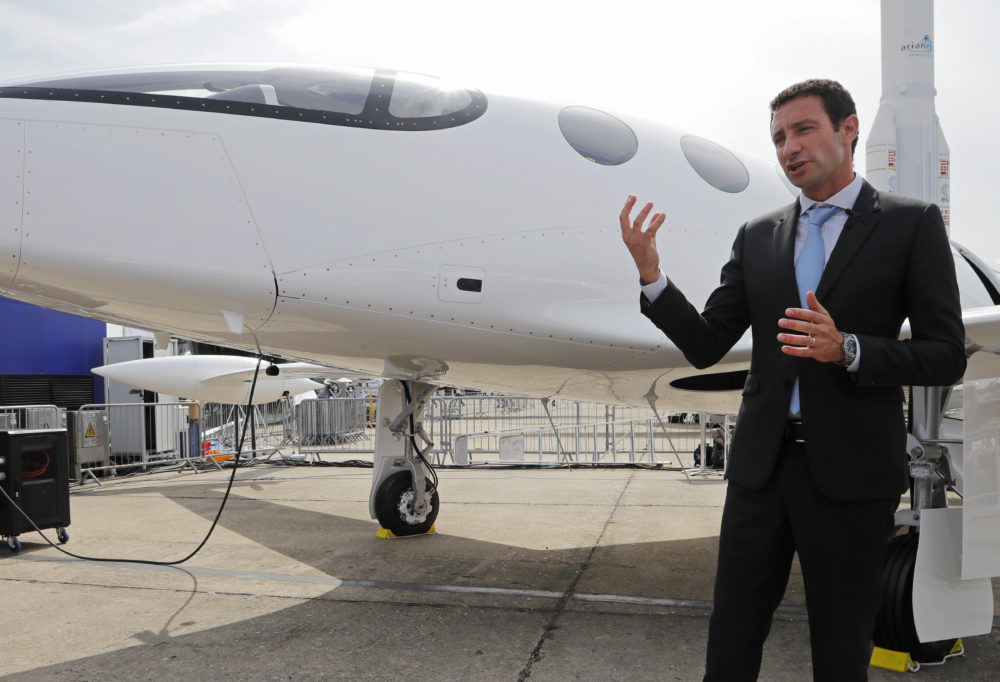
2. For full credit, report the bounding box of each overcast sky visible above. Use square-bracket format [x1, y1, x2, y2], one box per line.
[1, 0, 995, 260]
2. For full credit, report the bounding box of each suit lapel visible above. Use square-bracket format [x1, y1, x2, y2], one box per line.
[773, 201, 802, 306]
[816, 182, 882, 301]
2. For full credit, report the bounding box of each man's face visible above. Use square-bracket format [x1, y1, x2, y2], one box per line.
[770, 95, 858, 200]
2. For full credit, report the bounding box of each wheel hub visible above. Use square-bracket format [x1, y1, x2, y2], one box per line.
[396, 489, 430, 525]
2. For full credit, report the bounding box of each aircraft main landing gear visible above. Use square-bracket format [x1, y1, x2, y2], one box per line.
[872, 385, 961, 666]
[874, 531, 958, 663]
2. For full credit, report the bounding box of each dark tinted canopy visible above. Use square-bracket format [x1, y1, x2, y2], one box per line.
[2, 65, 486, 131]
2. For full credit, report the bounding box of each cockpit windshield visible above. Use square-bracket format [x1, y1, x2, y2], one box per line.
[2, 65, 486, 131]
[389, 72, 472, 118]
[14, 65, 376, 114]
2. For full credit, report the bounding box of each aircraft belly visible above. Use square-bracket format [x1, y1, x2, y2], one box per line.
[273, 229, 662, 350]
[263, 294, 647, 368]
[0, 119, 23, 291]
[15, 119, 275, 336]
[255, 295, 744, 412]
[261, 226, 754, 409]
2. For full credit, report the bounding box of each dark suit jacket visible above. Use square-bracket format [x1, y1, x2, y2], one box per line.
[641, 181, 966, 501]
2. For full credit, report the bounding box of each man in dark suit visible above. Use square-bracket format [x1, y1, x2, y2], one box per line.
[620, 80, 965, 680]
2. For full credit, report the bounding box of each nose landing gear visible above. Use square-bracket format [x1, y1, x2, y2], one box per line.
[368, 380, 440, 537]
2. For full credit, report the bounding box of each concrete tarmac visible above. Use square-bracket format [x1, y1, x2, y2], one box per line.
[1, 463, 997, 681]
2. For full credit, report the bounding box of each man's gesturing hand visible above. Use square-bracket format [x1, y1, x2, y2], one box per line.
[620, 195, 665, 284]
[777, 291, 846, 363]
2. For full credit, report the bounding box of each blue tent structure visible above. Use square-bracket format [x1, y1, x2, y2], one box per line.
[0, 298, 105, 408]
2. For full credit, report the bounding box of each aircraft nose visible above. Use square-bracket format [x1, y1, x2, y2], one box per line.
[6, 119, 276, 336]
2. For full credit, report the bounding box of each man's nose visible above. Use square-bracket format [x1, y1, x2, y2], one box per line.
[782, 134, 803, 157]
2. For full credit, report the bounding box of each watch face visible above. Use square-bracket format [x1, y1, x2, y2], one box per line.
[844, 336, 857, 358]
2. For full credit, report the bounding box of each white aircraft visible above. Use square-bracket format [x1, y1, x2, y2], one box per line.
[1, 61, 998, 662]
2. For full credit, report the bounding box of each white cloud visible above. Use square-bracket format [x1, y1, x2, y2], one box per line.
[109, 0, 237, 33]
[0, 2, 94, 51]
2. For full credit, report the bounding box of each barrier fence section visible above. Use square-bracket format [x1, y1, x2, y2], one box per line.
[200, 400, 292, 452]
[270, 395, 731, 469]
[80, 402, 194, 468]
[447, 414, 731, 468]
[425, 396, 648, 459]
[294, 398, 374, 456]
[70, 400, 292, 481]
[424, 395, 723, 467]
[39, 395, 731, 476]
[0, 404, 64, 430]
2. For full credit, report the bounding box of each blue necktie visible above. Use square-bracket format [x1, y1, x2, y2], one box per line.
[789, 204, 839, 416]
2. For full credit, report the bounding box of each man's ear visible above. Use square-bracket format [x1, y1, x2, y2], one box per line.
[841, 114, 860, 146]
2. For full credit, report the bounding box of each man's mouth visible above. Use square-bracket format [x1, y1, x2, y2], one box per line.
[787, 159, 808, 173]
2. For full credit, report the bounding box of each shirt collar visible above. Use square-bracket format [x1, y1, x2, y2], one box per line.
[798, 174, 864, 216]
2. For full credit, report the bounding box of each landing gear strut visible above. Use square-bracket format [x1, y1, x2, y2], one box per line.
[368, 380, 440, 536]
[873, 385, 959, 662]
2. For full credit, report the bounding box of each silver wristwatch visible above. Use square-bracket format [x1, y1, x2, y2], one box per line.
[838, 333, 858, 367]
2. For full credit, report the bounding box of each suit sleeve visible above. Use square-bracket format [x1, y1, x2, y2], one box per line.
[854, 203, 967, 387]
[640, 224, 751, 369]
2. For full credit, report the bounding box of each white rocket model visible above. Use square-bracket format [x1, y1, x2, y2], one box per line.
[866, 0, 950, 232]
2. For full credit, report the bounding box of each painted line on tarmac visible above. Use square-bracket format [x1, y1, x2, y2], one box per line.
[15, 553, 757, 612]
[26, 555, 1000, 626]
[8, 556, 998, 630]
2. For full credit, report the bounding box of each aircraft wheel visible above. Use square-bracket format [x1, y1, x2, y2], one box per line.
[374, 471, 439, 537]
[873, 532, 957, 662]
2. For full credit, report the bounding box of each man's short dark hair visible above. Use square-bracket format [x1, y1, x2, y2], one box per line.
[770, 79, 858, 154]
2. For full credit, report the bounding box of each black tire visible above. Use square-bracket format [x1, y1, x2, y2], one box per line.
[873, 532, 957, 662]
[374, 471, 439, 537]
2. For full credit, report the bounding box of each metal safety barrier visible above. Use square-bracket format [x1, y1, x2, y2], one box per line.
[200, 401, 290, 452]
[0, 404, 64, 430]
[265, 394, 732, 470]
[294, 398, 374, 455]
[80, 402, 194, 467]
[55, 393, 733, 476]
[449, 413, 731, 469]
[425, 396, 681, 463]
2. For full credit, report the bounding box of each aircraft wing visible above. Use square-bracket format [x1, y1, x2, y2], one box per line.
[93, 356, 376, 405]
[894, 305, 1000, 382]
[203, 361, 374, 384]
[961, 305, 1000, 381]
